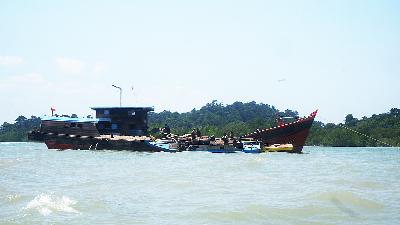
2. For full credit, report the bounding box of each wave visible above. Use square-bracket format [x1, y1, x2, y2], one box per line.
[315, 191, 384, 210]
[24, 193, 79, 216]
[197, 204, 336, 224]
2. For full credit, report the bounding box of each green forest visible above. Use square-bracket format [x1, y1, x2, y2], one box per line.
[1, 101, 399, 147]
[0, 116, 41, 142]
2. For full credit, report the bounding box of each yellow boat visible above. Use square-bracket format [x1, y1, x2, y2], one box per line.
[262, 143, 294, 152]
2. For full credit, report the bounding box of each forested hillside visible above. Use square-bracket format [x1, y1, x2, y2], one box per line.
[148, 100, 298, 137]
[307, 109, 400, 147]
[1, 101, 399, 147]
[0, 116, 41, 142]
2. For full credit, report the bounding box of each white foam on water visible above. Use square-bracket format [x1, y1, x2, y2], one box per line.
[7, 194, 21, 202]
[24, 193, 79, 216]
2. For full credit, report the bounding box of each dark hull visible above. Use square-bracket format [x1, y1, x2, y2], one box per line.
[242, 111, 317, 153]
[29, 132, 164, 152]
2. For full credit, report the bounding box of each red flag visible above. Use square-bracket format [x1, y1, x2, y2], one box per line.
[310, 110, 318, 117]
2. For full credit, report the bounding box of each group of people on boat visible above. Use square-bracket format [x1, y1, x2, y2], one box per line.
[154, 124, 294, 152]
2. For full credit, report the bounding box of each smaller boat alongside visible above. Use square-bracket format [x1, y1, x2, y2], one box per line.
[241, 138, 261, 153]
[149, 138, 178, 152]
[187, 144, 238, 153]
[178, 135, 240, 153]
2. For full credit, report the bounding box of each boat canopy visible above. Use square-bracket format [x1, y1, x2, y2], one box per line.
[90, 107, 154, 111]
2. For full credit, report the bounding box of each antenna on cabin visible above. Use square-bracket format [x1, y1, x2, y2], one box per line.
[112, 84, 122, 107]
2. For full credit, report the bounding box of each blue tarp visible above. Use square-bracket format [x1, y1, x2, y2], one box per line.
[41, 116, 111, 123]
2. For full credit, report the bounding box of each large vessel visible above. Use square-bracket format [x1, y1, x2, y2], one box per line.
[28, 107, 167, 151]
[242, 110, 318, 153]
[28, 106, 317, 153]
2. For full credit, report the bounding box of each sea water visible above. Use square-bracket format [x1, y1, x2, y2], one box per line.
[1, 142, 399, 225]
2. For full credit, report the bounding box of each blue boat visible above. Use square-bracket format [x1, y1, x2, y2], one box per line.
[241, 139, 261, 153]
[187, 144, 238, 153]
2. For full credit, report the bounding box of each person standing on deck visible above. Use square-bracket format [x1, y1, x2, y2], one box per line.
[191, 129, 197, 140]
[196, 128, 201, 138]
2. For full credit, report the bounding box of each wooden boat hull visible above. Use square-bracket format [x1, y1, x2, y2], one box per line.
[242, 110, 317, 153]
[30, 132, 165, 152]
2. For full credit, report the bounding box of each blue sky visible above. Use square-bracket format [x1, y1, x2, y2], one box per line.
[1, 0, 399, 124]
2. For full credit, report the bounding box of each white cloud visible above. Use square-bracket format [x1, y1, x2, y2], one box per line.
[93, 63, 108, 74]
[13, 73, 45, 84]
[55, 57, 84, 74]
[0, 73, 49, 90]
[0, 56, 24, 66]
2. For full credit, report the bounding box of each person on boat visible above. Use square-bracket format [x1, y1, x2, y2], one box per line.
[188, 128, 202, 144]
[222, 133, 228, 145]
[225, 131, 236, 145]
[196, 128, 201, 138]
[161, 124, 171, 138]
[208, 135, 216, 146]
[210, 135, 215, 141]
[191, 129, 197, 140]
[163, 124, 171, 134]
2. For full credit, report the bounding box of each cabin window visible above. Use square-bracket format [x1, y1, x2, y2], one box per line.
[104, 110, 110, 115]
[111, 124, 118, 130]
[70, 123, 76, 127]
[128, 110, 136, 116]
[77, 124, 83, 128]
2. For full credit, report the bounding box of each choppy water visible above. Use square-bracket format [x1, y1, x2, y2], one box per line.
[1, 142, 399, 225]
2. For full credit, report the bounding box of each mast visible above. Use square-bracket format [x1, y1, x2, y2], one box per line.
[112, 85, 122, 107]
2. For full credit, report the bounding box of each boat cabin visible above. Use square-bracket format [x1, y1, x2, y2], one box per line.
[40, 117, 100, 137]
[91, 107, 154, 136]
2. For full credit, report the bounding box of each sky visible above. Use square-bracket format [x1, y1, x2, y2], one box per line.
[0, 0, 399, 124]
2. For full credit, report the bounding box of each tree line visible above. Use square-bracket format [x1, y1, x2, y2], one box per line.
[307, 108, 400, 147]
[0, 116, 41, 142]
[1, 101, 399, 147]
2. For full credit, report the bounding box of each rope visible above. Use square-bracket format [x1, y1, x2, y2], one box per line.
[337, 123, 393, 147]
[316, 113, 395, 147]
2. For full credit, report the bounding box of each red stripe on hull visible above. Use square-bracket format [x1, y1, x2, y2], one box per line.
[45, 141, 76, 150]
